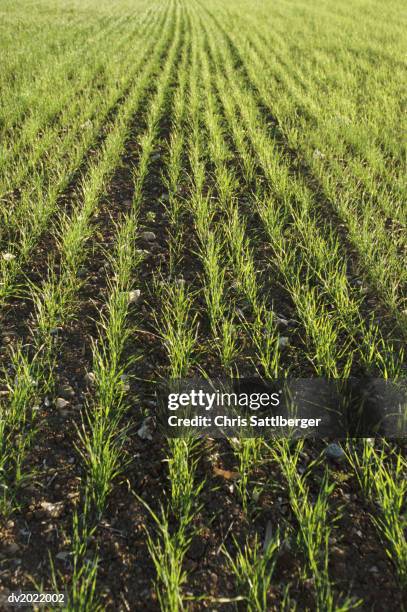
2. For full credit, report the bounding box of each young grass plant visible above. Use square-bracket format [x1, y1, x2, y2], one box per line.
[224, 532, 280, 611]
[268, 440, 358, 611]
[156, 280, 199, 380]
[48, 497, 102, 612]
[347, 440, 407, 588]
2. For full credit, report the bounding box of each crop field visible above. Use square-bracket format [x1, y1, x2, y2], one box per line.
[0, 0, 406, 609]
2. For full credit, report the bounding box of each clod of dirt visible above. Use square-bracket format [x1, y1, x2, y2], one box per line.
[55, 397, 69, 410]
[187, 535, 206, 560]
[39, 501, 65, 518]
[213, 467, 241, 481]
[325, 442, 345, 462]
[2, 543, 20, 555]
[137, 416, 156, 440]
[128, 289, 141, 304]
[140, 231, 156, 242]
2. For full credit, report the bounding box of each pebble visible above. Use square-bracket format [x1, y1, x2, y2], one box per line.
[140, 231, 156, 242]
[55, 397, 69, 410]
[128, 289, 141, 304]
[39, 501, 64, 518]
[137, 416, 156, 440]
[331, 546, 346, 560]
[275, 317, 289, 329]
[278, 336, 289, 348]
[57, 384, 75, 400]
[325, 443, 345, 462]
[209, 572, 218, 589]
[2, 252, 15, 262]
[84, 372, 96, 386]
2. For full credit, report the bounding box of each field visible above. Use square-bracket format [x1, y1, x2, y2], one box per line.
[0, 0, 406, 609]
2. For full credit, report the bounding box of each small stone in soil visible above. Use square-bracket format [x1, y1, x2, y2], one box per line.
[137, 416, 156, 440]
[128, 289, 141, 304]
[57, 384, 75, 400]
[40, 501, 65, 518]
[140, 231, 156, 242]
[84, 372, 96, 386]
[275, 317, 289, 329]
[2, 252, 15, 261]
[278, 336, 289, 348]
[325, 443, 345, 462]
[55, 397, 69, 410]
